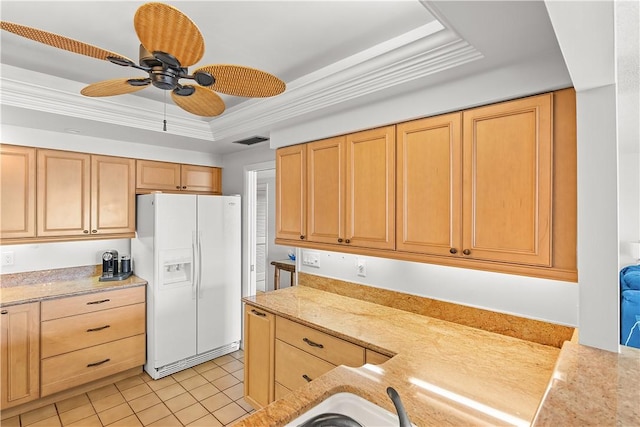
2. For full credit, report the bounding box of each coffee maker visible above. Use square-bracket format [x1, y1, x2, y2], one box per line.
[101, 250, 118, 278]
[99, 250, 133, 281]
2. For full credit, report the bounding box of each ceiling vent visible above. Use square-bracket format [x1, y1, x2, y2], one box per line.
[232, 136, 269, 146]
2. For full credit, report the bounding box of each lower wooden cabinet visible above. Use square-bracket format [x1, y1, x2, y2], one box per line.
[244, 305, 275, 409]
[1, 302, 40, 410]
[244, 303, 372, 410]
[40, 286, 146, 397]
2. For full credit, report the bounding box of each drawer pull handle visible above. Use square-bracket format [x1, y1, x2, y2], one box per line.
[87, 358, 110, 368]
[1, 310, 7, 315]
[303, 337, 324, 349]
[86, 299, 110, 305]
[302, 374, 313, 382]
[87, 325, 111, 332]
[251, 309, 266, 317]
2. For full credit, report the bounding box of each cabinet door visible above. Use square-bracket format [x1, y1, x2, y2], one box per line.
[136, 160, 181, 191]
[0, 145, 36, 239]
[37, 150, 91, 237]
[181, 164, 220, 193]
[306, 136, 346, 244]
[345, 125, 396, 250]
[462, 93, 552, 266]
[1, 302, 40, 409]
[396, 113, 462, 256]
[244, 305, 275, 409]
[92, 155, 135, 234]
[276, 145, 306, 241]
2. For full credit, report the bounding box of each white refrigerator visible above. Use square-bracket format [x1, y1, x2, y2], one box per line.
[132, 193, 241, 379]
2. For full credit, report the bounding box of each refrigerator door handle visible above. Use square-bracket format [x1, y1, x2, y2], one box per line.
[192, 231, 197, 300]
[198, 231, 203, 298]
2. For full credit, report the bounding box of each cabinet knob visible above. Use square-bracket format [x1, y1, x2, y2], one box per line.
[176, 186, 181, 189]
[463, 249, 471, 256]
[449, 248, 458, 254]
[300, 235, 305, 240]
[182, 186, 187, 189]
[345, 239, 350, 244]
[337, 238, 343, 243]
[83, 230, 89, 234]
[91, 230, 98, 234]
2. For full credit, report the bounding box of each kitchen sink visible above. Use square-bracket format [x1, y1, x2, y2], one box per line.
[285, 392, 414, 427]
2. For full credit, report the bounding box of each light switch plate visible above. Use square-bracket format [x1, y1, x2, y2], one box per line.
[302, 251, 320, 268]
[356, 257, 366, 277]
[1, 251, 14, 266]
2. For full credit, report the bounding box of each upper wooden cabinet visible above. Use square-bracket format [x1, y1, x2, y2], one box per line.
[462, 93, 552, 266]
[275, 89, 577, 281]
[1, 302, 40, 410]
[344, 126, 395, 250]
[0, 145, 36, 239]
[136, 160, 221, 194]
[306, 136, 345, 244]
[396, 113, 462, 256]
[280, 126, 395, 250]
[37, 150, 135, 238]
[276, 144, 306, 241]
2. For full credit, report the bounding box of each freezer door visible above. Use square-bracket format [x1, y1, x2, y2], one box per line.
[196, 195, 242, 354]
[153, 194, 198, 367]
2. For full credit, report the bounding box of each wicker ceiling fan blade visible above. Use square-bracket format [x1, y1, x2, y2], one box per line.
[0, 21, 134, 63]
[81, 78, 150, 97]
[134, 2, 204, 68]
[171, 85, 225, 117]
[195, 64, 286, 97]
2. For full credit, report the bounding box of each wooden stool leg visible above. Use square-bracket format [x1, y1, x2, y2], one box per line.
[290, 271, 295, 286]
[274, 267, 280, 290]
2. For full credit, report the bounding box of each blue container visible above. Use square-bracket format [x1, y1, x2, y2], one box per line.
[620, 265, 640, 348]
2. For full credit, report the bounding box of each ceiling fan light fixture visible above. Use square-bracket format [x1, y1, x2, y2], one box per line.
[194, 71, 215, 87]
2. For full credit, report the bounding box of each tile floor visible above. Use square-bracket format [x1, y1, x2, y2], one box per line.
[3, 350, 255, 427]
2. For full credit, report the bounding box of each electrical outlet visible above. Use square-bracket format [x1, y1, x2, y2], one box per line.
[356, 257, 366, 277]
[1, 251, 15, 266]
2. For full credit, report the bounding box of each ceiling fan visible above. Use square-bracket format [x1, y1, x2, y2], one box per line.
[0, 2, 286, 117]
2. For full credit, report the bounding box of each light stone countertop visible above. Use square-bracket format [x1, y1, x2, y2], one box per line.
[0, 274, 147, 307]
[239, 286, 562, 426]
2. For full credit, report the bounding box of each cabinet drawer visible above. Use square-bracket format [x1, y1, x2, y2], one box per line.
[41, 334, 145, 396]
[41, 286, 145, 320]
[275, 382, 292, 401]
[276, 317, 364, 366]
[41, 303, 145, 358]
[275, 340, 334, 391]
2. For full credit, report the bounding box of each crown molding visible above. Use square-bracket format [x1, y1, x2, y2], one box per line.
[0, 18, 482, 144]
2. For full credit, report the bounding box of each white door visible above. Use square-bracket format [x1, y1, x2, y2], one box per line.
[153, 194, 197, 367]
[197, 195, 242, 354]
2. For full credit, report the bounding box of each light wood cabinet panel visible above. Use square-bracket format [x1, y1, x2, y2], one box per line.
[181, 164, 221, 193]
[41, 334, 145, 397]
[462, 93, 552, 266]
[0, 145, 36, 239]
[276, 144, 306, 241]
[1, 302, 40, 410]
[275, 339, 334, 391]
[274, 382, 291, 400]
[41, 286, 145, 321]
[37, 150, 134, 238]
[365, 349, 391, 365]
[41, 303, 145, 358]
[345, 125, 396, 250]
[276, 316, 364, 367]
[91, 155, 135, 234]
[244, 305, 275, 409]
[136, 160, 181, 191]
[37, 150, 91, 237]
[306, 136, 346, 244]
[136, 160, 221, 194]
[396, 113, 462, 256]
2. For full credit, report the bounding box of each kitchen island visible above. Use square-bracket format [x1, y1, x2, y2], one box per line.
[239, 285, 639, 426]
